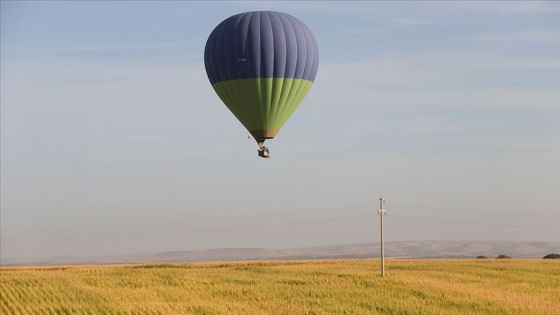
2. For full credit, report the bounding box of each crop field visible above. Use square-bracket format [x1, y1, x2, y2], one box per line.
[1, 259, 559, 314]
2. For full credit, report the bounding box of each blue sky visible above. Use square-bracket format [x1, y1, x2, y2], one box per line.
[1, 1, 559, 263]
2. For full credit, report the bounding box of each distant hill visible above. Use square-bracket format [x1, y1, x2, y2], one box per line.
[3, 241, 559, 266]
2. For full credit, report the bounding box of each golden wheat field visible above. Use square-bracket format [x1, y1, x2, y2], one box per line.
[1, 259, 559, 314]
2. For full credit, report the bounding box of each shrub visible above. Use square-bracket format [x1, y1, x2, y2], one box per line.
[496, 255, 511, 259]
[543, 253, 560, 259]
[476, 256, 488, 259]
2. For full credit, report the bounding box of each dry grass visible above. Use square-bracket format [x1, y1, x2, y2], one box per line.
[1, 259, 559, 314]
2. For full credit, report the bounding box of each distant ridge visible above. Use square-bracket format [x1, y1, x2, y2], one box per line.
[3, 241, 559, 266]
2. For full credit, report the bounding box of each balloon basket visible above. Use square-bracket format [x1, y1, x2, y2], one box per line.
[258, 147, 270, 158]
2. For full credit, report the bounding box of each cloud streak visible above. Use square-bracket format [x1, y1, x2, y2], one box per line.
[466, 30, 560, 43]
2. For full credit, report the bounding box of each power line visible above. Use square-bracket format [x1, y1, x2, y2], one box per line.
[3, 203, 558, 244]
[389, 203, 559, 219]
[2, 204, 371, 233]
[387, 214, 560, 231]
[2, 214, 373, 243]
[5, 201, 556, 235]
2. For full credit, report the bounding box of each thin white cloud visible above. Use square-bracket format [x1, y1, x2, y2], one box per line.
[391, 16, 438, 26]
[314, 51, 560, 109]
[238, 1, 560, 22]
[451, 1, 560, 15]
[1, 42, 185, 58]
[466, 30, 560, 43]
[1, 52, 204, 87]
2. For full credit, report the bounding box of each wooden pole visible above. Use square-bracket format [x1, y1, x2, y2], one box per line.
[378, 198, 386, 277]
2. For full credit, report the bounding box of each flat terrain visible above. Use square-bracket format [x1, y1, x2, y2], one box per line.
[1, 259, 559, 314]
[5, 241, 558, 265]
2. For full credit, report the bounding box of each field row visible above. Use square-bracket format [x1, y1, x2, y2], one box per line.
[1, 259, 559, 314]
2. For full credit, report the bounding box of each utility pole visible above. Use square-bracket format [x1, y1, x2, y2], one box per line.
[378, 197, 386, 277]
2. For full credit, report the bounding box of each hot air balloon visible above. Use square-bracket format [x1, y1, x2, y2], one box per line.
[204, 11, 319, 158]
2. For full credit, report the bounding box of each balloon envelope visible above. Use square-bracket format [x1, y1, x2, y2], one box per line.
[204, 11, 319, 142]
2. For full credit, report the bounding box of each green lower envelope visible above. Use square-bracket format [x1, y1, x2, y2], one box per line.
[212, 78, 314, 140]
